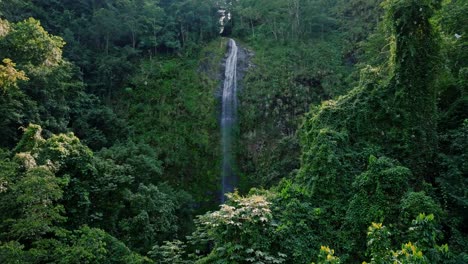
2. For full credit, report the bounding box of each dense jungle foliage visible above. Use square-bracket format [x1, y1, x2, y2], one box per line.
[0, 0, 466, 263]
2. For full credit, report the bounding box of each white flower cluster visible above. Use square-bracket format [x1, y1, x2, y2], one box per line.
[209, 194, 272, 227]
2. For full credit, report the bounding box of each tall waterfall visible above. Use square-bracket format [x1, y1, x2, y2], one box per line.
[221, 39, 238, 203]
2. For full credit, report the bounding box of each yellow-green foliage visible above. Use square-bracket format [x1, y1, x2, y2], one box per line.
[391, 242, 427, 264]
[363, 215, 451, 263]
[13, 124, 45, 154]
[0, 18, 65, 66]
[0, 19, 10, 37]
[314, 216, 449, 264]
[313, 246, 341, 264]
[0, 59, 28, 92]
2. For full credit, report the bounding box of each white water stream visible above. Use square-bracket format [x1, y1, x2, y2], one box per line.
[221, 39, 238, 202]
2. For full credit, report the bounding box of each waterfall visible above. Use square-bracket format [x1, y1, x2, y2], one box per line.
[221, 39, 238, 203]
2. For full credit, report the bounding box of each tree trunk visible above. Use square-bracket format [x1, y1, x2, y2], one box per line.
[272, 19, 278, 41]
[105, 33, 109, 55]
[132, 30, 136, 49]
[180, 23, 185, 47]
[250, 19, 255, 38]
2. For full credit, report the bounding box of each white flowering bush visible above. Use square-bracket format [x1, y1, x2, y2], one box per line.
[189, 190, 286, 263]
[210, 193, 272, 227]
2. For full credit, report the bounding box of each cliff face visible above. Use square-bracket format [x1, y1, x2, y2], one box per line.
[235, 42, 253, 91]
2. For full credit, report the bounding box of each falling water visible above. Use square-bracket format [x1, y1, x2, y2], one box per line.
[221, 39, 238, 203]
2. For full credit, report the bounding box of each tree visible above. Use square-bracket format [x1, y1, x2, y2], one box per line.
[383, 0, 441, 176]
[119, 183, 190, 254]
[0, 59, 28, 92]
[0, 18, 64, 66]
[92, 8, 121, 55]
[189, 191, 287, 263]
[342, 156, 411, 259]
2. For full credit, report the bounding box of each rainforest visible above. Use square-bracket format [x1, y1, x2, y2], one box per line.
[0, 0, 466, 263]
